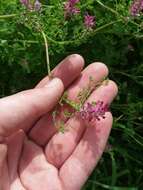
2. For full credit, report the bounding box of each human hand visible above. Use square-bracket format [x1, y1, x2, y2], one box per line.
[0, 54, 118, 190]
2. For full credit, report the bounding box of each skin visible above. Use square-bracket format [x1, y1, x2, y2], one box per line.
[0, 54, 118, 190]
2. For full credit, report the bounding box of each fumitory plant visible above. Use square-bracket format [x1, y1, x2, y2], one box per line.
[0, 0, 142, 70]
[1, 1, 143, 189]
[0, 0, 143, 130]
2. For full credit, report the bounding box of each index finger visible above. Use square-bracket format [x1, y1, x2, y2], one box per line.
[36, 54, 84, 88]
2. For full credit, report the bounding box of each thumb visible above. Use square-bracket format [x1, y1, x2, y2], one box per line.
[0, 78, 64, 137]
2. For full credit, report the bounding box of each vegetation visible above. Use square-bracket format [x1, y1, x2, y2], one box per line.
[0, 0, 143, 189]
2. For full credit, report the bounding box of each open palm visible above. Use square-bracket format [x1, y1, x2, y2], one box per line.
[0, 55, 118, 190]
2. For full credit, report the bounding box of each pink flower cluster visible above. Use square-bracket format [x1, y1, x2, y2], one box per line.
[64, 0, 80, 16]
[64, 0, 95, 29]
[20, 0, 41, 11]
[84, 13, 95, 29]
[130, 0, 143, 16]
[79, 101, 109, 122]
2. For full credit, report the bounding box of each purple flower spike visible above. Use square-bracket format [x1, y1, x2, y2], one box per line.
[20, 0, 41, 11]
[64, 0, 80, 17]
[20, 0, 28, 6]
[84, 13, 95, 29]
[34, 0, 41, 11]
[130, 0, 143, 16]
[141, 0, 143, 9]
[130, 0, 140, 16]
[79, 101, 108, 122]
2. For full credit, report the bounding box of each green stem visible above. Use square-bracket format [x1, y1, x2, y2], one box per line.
[47, 20, 121, 45]
[41, 31, 50, 75]
[96, 0, 119, 16]
[0, 39, 39, 44]
[109, 152, 117, 186]
[46, 35, 74, 45]
[92, 19, 122, 35]
[0, 14, 17, 19]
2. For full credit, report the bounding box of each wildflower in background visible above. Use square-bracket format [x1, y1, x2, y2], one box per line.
[84, 13, 95, 30]
[20, 0, 41, 11]
[130, 0, 143, 16]
[130, 0, 140, 16]
[79, 101, 108, 122]
[20, 0, 28, 6]
[141, 0, 143, 9]
[64, 0, 80, 17]
[34, 0, 41, 11]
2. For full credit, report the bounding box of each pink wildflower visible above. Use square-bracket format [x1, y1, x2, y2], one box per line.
[84, 13, 95, 29]
[20, 0, 41, 11]
[34, 0, 41, 11]
[69, 0, 80, 4]
[130, 0, 143, 16]
[64, 0, 80, 17]
[20, 0, 28, 6]
[141, 0, 143, 9]
[79, 101, 108, 122]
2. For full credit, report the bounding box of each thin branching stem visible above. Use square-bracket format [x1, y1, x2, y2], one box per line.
[41, 30, 50, 75]
[96, 0, 119, 16]
[47, 20, 122, 45]
[92, 19, 122, 35]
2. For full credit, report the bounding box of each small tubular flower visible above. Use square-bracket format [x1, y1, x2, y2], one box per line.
[141, 0, 143, 9]
[130, 0, 143, 16]
[64, 0, 80, 17]
[34, 0, 41, 11]
[79, 101, 109, 122]
[20, 0, 41, 11]
[84, 13, 95, 29]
